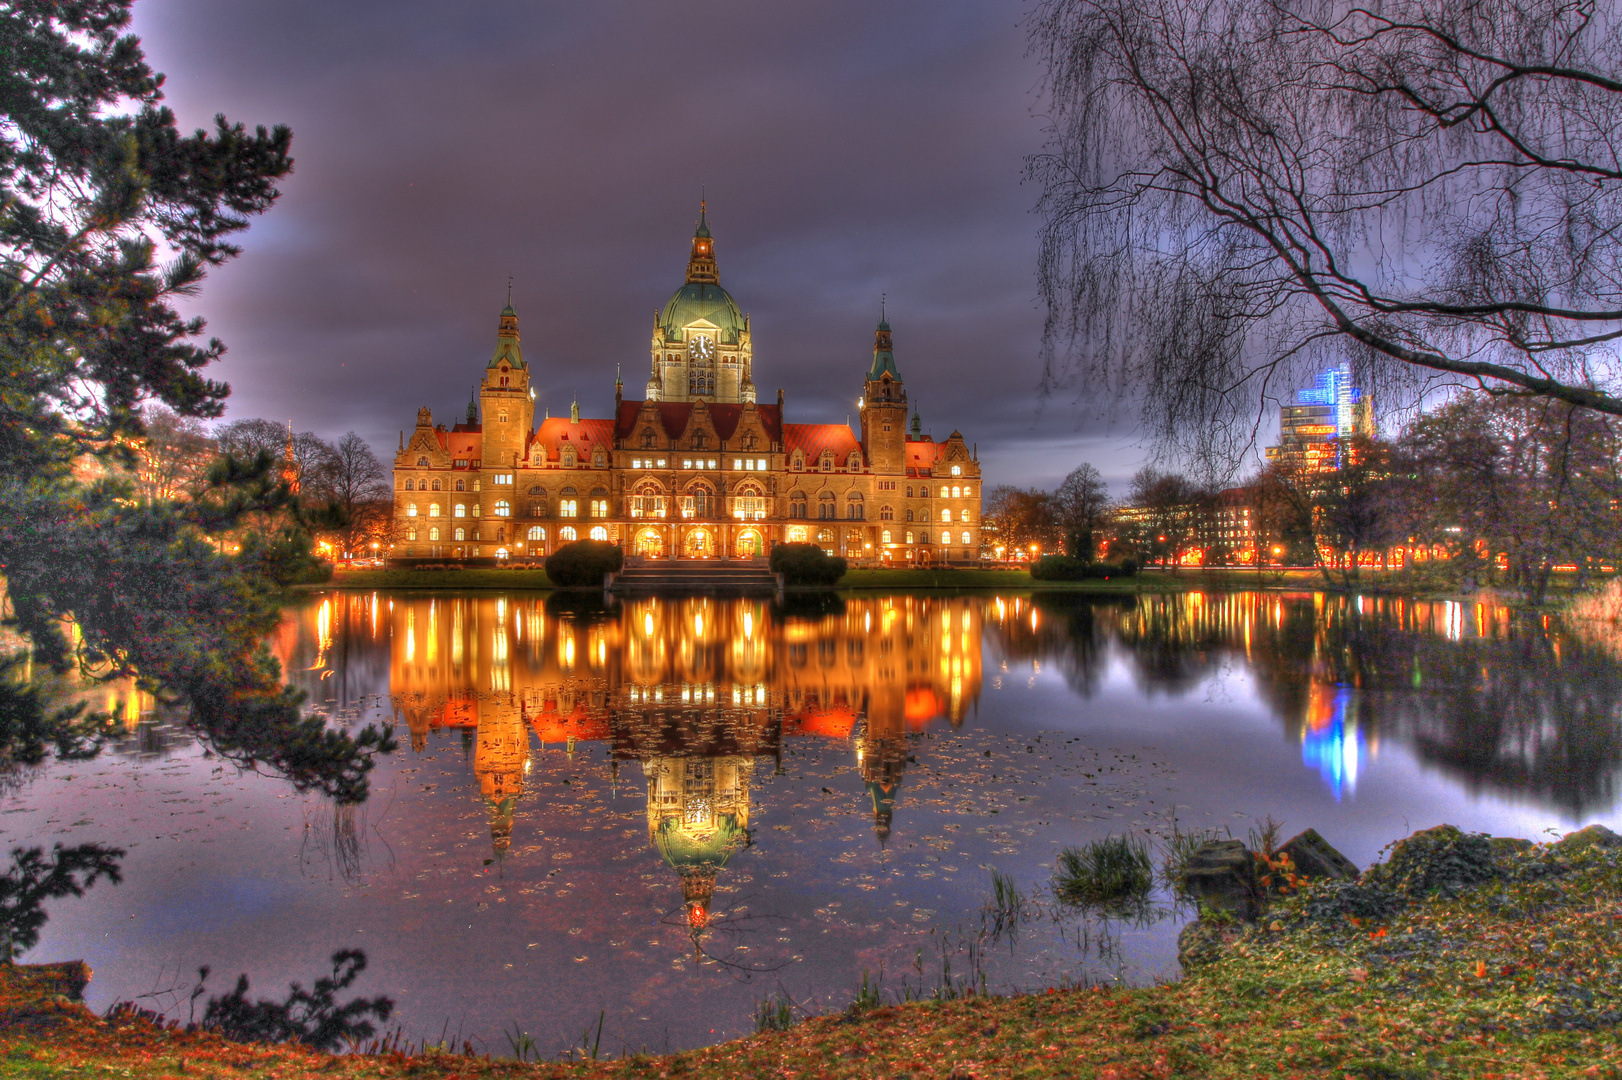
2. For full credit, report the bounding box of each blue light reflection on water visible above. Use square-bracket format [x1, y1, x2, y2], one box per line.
[1300, 685, 1364, 800]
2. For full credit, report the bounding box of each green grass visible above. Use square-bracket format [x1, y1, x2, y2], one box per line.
[1054, 834, 1155, 909]
[310, 568, 555, 590]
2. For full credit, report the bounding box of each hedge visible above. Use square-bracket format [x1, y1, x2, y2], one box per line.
[544, 540, 624, 587]
[1029, 555, 1140, 581]
[769, 542, 848, 586]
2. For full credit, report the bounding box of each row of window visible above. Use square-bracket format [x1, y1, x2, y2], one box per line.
[403, 525, 607, 544]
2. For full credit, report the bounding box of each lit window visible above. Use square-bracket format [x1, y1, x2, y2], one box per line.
[941, 531, 951, 544]
[407, 527, 417, 540]
[589, 526, 608, 541]
[590, 499, 609, 518]
[454, 504, 466, 518]
[560, 526, 577, 541]
[632, 458, 641, 468]
[951, 465, 962, 476]
[406, 504, 418, 517]
[429, 527, 440, 541]
[961, 531, 971, 545]
[454, 527, 466, 541]
[684, 458, 693, 469]
[882, 530, 892, 544]
[560, 499, 578, 518]
[788, 525, 807, 542]
[940, 485, 949, 498]
[656, 458, 667, 467]
[428, 503, 440, 518]
[495, 500, 511, 517]
[757, 458, 767, 470]
[951, 486, 960, 498]
[905, 531, 914, 544]
[527, 526, 544, 541]
[941, 509, 951, 523]
[960, 509, 970, 522]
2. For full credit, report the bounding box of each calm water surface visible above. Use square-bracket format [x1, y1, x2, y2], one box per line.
[12, 590, 1622, 1054]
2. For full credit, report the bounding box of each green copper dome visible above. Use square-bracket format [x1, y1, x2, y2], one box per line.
[660, 282, 744, 344]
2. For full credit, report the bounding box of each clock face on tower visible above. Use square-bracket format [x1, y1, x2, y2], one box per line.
[691, 334, 714, 362]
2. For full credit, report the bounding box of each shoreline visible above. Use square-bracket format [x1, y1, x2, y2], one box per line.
[6, 826, 1620, 1078]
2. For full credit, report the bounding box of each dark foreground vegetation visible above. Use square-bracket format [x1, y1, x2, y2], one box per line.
[6, 827, 1621, 1078]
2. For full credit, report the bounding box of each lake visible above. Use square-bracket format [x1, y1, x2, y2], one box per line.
[10, 588, 1621, 1056]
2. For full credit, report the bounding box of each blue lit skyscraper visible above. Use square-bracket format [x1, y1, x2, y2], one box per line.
[1265, 362, 1374, 471]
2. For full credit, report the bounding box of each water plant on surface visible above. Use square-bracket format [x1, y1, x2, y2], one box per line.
[845, 970, 882, 1016]
[1054, 833, 1153, 909]
[981, 868, 1028, 941]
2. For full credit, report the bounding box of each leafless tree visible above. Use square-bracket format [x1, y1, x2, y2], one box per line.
[1030, 0, 1622, 465]
[215, 418, 335, 491]
[135, 405, 216, 501]
[1054, 462, 1112, 558]
[307, 432, 392, 559]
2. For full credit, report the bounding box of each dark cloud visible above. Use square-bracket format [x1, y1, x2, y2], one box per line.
[132, 0, 1149, 491]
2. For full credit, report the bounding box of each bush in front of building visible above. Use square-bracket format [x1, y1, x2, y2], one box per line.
[770, 542, 848, 586]
[544, 540, 624, 587]
[1030, 555, 1139, 581]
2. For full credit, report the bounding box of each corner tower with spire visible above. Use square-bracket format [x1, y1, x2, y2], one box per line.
[480, 296, 535, 470]
[859, 301, 908, 475]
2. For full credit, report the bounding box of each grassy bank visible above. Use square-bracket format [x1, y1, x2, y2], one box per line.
[6, 833, 1621, 1078]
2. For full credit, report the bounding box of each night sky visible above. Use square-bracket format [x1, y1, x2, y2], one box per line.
[132, 0, 1157, 491]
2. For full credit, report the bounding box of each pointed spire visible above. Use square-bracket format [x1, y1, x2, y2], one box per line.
[868, 303, 899, 381]
[491, 296, 523, 368]
[910, 407, 922, 438]
[686, 198, 719, 284]
[467, 386, 478, 426]
[570, 398, 580, 423]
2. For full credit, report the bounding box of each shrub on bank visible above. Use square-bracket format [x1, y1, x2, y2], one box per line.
[1030, 555, 1140, 580]
[1054, 834, 1153, 909]
[544, 540, 623, 587]
[770, 542, 847, 586]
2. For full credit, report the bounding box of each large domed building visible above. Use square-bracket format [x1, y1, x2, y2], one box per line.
[392, 206, 983, 566]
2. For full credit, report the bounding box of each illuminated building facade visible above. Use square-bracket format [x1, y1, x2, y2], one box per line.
[384, 594, 982, 924]
[391, 206, 983, 566]
[1264, 363, 1375, 471]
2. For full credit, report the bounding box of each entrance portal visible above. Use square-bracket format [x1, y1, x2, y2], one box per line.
[735, 529, 762, 559]
[685, 529, 712, 559]
[634, 528, 664, 558]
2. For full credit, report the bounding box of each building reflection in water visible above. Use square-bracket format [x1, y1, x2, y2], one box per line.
[384, 595, 983, 929]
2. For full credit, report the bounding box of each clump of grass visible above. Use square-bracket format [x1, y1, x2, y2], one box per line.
[752, 992, 796, 1034]
[844, 970, 882, 1016]
[1054, 834, 1153, 909]
[1157, 822, 1228, 896]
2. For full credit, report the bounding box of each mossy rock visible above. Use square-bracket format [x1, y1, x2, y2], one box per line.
[1364, 824, 1496, 900]
[1554, 823, 1621, 853]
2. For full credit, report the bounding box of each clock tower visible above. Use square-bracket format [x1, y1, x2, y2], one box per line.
[859, 309, 908, 474]
[649, 202, 754, 403]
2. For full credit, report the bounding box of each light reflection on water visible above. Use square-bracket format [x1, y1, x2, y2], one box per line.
[13, 589, 1622, 1055]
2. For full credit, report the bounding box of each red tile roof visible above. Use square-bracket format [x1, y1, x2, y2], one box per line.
[904, 438, 941, 475]
[784, 423, 860, 462]
[613, 400, 782, 444]
[445, 430, 481, 461]
[531, 417, 615, 461]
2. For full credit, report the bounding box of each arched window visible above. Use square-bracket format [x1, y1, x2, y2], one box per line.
[641, 428, 657, 449]
[940, 485, 950, 498]
[951, 465, 962, 476]
[404, 479, 414, 491]
[846, 452, 861, 472]
[632, 480, 665, 519]
[454, 503, 467, 518]
[881, 529, 892, 544]
[416, 456, 428, 466]
[454, 527, 466, 541]
[941, 531, 951, 544]
[406, 504, 418, 517]
[527, 526, 545, 541]
[498, 410, 508, 423]
[961, 531, 971, 545]
[789, 492, 807, 518]
[563, 448, 576, 468]
[733, 484, 765, 520]
[495, 500, 511, 517]
[589, 486, 609, 518]
[496, 526, 505, 542]
[791, 453, 804, 471]
[960, 508, 970, 522]
[940, 508, 951, 523]
[846, 492, 864, 520]
[906, 509, 914, 522]
[951, 486, 961, 498]
[879, 505, 894, 520]
[560, 525, 577, 541]
[593, 449, 606, 467]
[905, 530, 915, 544]
[559, 485, 578, 518]
[428, 503, 440, 518]
[407, 526, 417, 541]
[455, 479, 465, 491]
[431, 479, 441, 491]
[529, 485, 545, 494]
[429, 526, 440, 541]
[817, 492, 836, 519]
[905, 485, 913, 497]
[819, 453, 833, 472]
[589, 525, 608, 541]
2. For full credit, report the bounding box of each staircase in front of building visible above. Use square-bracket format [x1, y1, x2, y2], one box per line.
[611, 557, 780, 594]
